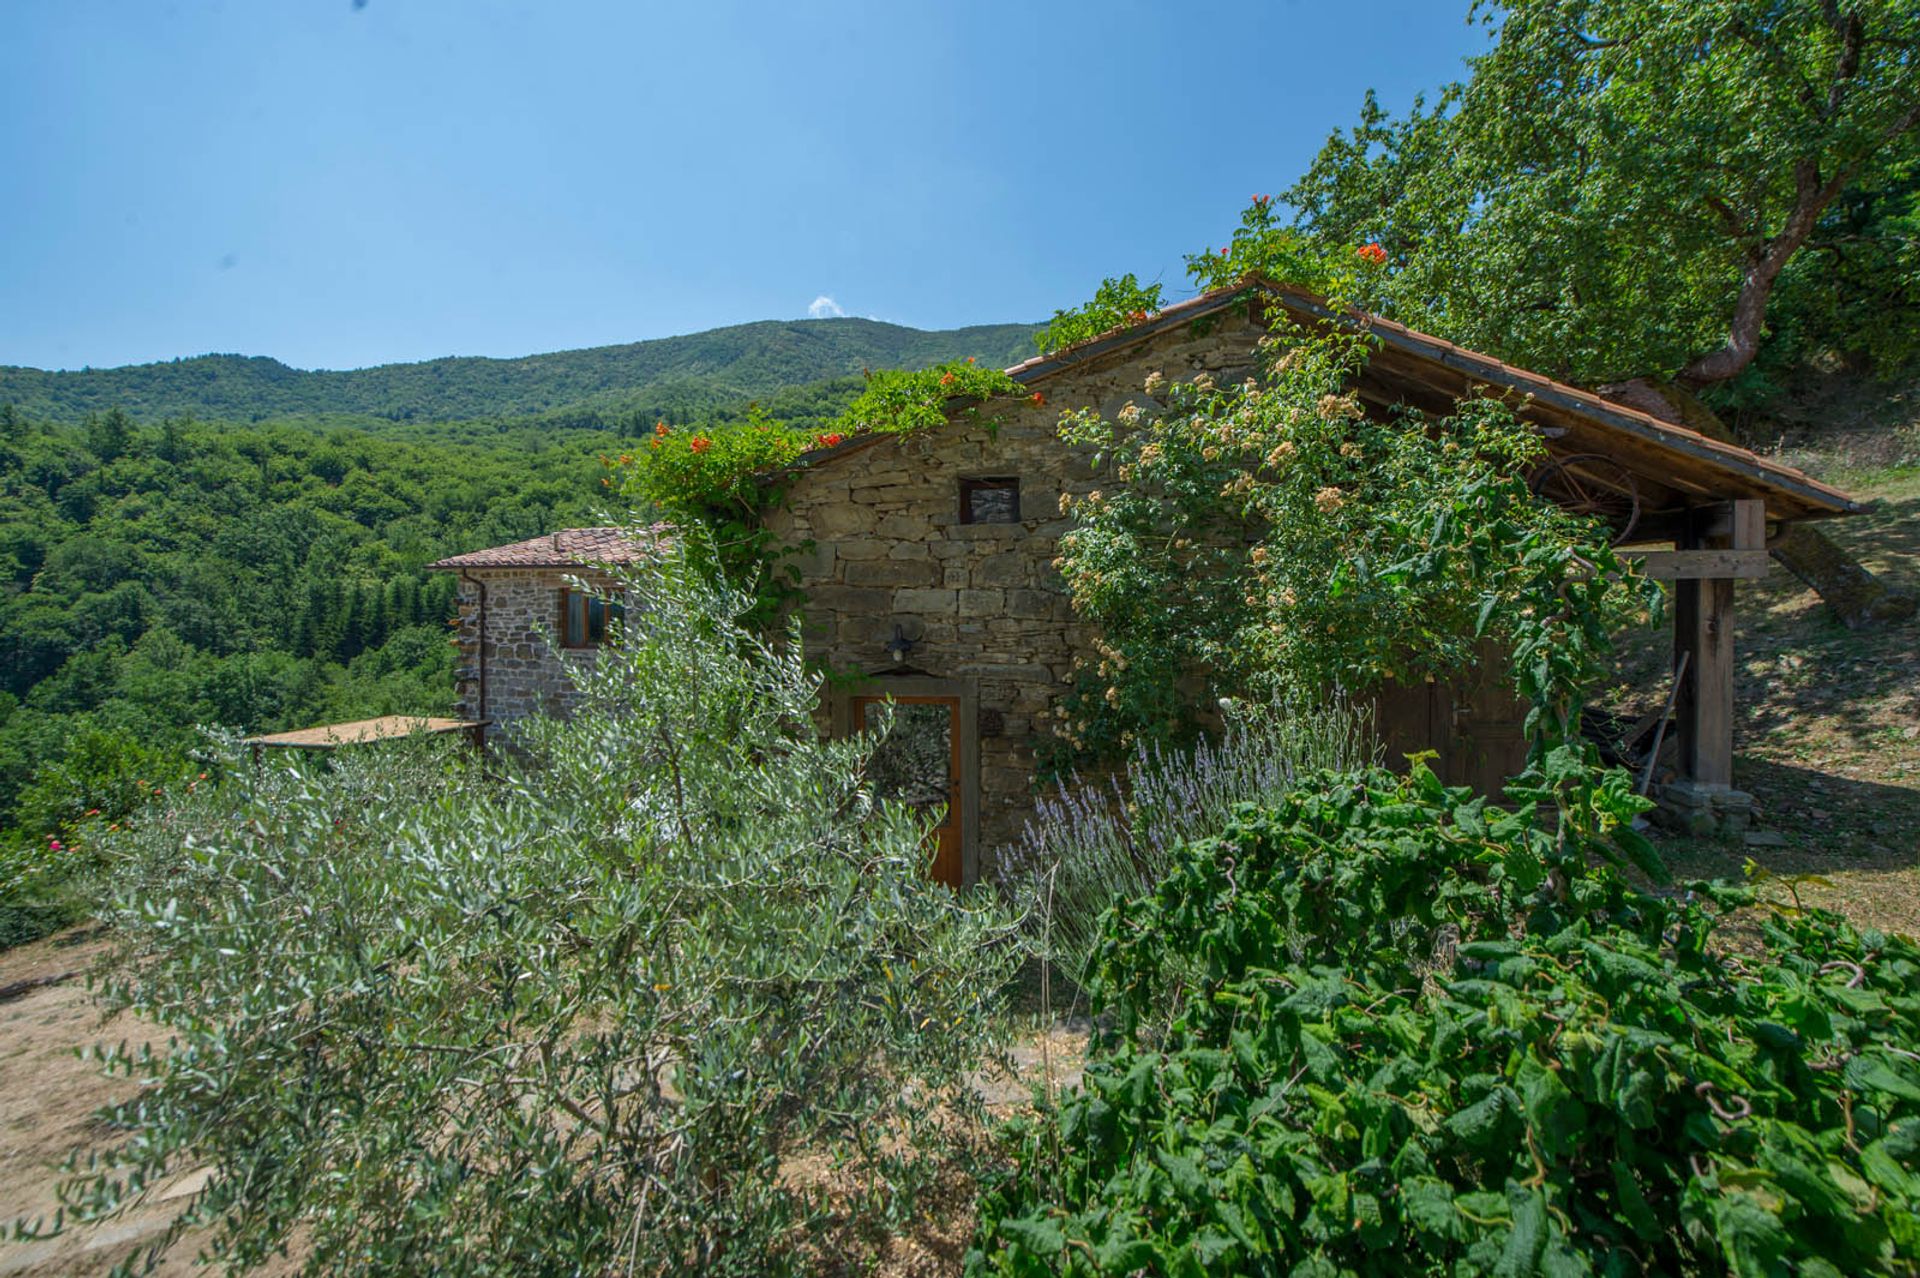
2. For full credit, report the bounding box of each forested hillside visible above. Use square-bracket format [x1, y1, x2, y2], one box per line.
[0, 405, 643, 873]
[0, 311, 1040, 892]
[0, 317, 1041, 426]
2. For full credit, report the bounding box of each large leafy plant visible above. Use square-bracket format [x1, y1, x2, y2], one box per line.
[1002, 695, 1379, 997]
[1051, 314, 1657, 765]
[22, 534, 1020, 1276]
[1283, 0, 1920, 391]
[970, 760, 1920, 1275]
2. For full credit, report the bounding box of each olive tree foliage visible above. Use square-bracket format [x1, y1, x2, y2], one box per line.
[24, 536, 1019, 1276]
[1284, 0, 1920, 390]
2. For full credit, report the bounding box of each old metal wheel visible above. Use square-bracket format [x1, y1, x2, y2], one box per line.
[1528, 453, 1641, 545]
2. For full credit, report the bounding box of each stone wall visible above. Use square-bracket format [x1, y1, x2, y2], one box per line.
[448, 567, 619, 737]
[770, 306, 1267, 880]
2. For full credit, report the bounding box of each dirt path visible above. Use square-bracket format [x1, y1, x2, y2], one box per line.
[0, 931, 301, 1278]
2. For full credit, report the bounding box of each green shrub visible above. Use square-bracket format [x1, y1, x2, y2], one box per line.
[1035, 275, 1166, 355]
[824, 358, 1022, 439]
[970, 760, 1920, 1276]
[19, 534, 1020, 1276]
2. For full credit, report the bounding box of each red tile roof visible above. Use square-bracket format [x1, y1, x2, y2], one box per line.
[427, 525, 667, 571]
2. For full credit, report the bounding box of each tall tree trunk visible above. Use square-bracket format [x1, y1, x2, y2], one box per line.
[1769, 522, 1917, 630]
[1599, 379, 1914, 630]
[1674, 15, 1920, 390]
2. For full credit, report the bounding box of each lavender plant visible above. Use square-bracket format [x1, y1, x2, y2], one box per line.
[1002, 694, 1376, 998]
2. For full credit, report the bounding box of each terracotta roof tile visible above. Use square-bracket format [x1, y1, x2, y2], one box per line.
[427, 525, 668, 571]
[246, 715, 485, 749]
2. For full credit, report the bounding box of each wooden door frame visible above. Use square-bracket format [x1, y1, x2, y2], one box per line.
[831, 676, 979, 888]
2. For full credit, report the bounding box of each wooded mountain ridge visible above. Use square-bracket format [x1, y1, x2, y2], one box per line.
[0, 317, 1043, 427]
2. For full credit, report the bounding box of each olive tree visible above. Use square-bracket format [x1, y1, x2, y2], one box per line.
[29, 534, 1017, 1276]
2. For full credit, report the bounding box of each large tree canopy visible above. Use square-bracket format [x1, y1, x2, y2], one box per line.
[1286, 0, 1920, 391]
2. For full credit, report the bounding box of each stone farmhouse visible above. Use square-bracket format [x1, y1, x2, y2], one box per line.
[430, 526, 657, 727]
[432, 281, 1857, 887]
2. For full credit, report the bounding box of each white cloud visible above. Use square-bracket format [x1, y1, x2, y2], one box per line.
[807, 294, 846, 319]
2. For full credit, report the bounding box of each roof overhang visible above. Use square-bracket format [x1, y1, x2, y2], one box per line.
[246, 715, 487, 750]
[427, 525, 669, 572]
[783, 277, 1858, 525]
[1262, 283, 1856, 523]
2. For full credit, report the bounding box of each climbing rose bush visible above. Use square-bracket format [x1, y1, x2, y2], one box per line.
[1050, 311, 1658, 765]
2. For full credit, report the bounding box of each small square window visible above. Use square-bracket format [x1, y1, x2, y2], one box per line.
[560, 587, 624, 648]
[960, 477, 1020, 525]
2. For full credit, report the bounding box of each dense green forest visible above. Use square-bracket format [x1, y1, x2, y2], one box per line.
[0, 317, 1041, 427]
[0, 314, 1040, 880]
[0, 405, 638, 849]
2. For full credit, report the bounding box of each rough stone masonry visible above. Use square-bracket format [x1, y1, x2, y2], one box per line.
[768, 306, 1269, 878]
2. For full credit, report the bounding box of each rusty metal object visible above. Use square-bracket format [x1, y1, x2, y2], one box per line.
[1529, 453, 1643, 545]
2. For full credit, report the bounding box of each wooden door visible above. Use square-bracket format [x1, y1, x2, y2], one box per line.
[1368, 641, 1529, 798]
[1440, 641, 1531, 797]
[853, 694, 964, 887]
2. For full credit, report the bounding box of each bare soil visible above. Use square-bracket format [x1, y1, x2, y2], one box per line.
[0, 931, 302, 1277]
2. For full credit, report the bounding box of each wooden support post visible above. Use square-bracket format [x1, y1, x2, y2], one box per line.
[1674, 575, 1735, 787]
[1672, 500, 1762, 790]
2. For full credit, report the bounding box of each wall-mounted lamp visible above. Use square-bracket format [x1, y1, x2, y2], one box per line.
[886, 623, 918, 664]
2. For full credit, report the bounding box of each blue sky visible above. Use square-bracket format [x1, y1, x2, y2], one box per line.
[1, 1, 1487, 372]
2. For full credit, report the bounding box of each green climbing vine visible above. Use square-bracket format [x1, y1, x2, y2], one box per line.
[615, 359, 1022, 623]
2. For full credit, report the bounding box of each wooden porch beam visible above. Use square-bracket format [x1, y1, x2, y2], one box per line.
[1672, 500, 1764, 790]
[1627, 549, 1770, 580]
